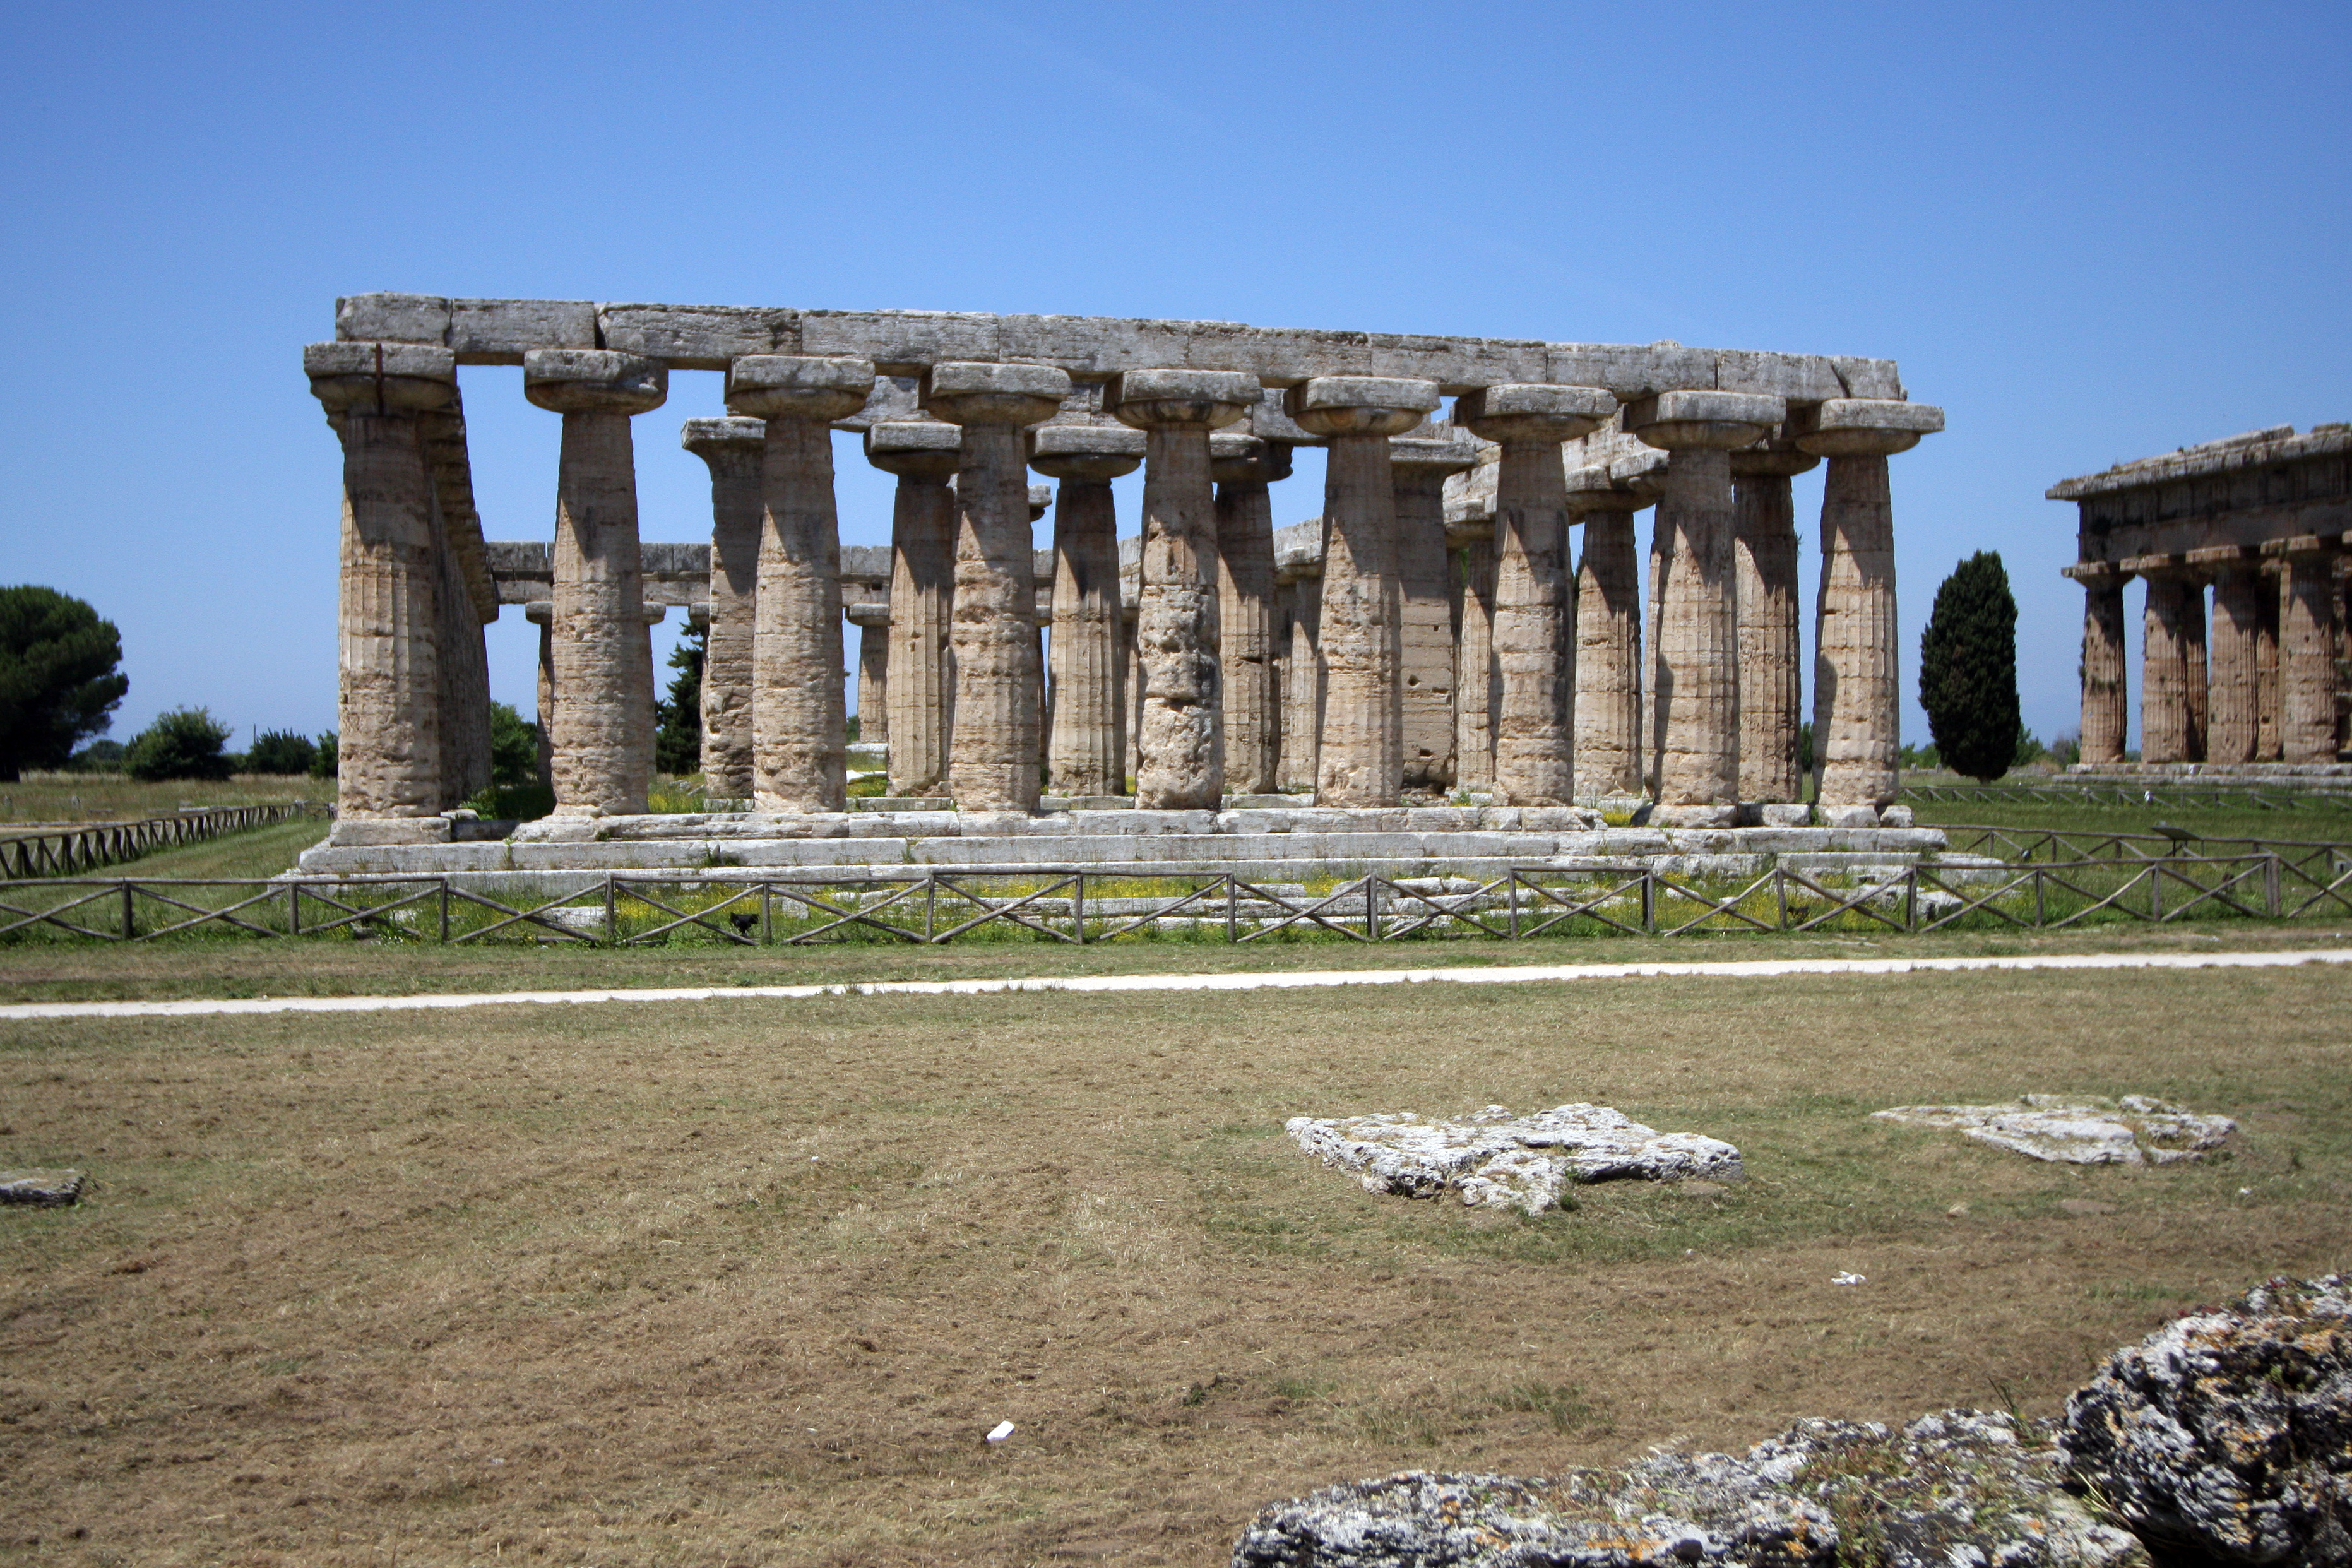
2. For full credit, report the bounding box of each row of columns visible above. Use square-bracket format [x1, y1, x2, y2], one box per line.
[316, 342, 1938, 823]
[2074, 549, 2343, 765]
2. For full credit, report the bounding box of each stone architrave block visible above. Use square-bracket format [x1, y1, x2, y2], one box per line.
[600, 303, 802, 369]
[304, 341, 458, 382]
[447, 299, 598, 363]
[800, 309, 1006, 371]
[1622, 389, 1788, 436]
[1108, 366, 1263, 410]
[335, 292, 453, 345]
[1033, 424, 1148, 461]
[1288, 376, 1446, 419]
[922, 360, 1073, 406]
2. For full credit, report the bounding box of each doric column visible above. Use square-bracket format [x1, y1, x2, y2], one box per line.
[1111, 369, 1262, 810]
[2137, 566, 2194, 764]
[525, 349, 668, 817]
[525, 599, 555, 788]
[306, 342, 460, 823]
[1031, 425, 1144, 797]
[680, 416, 764, 804]
[1565, 469, 1651, 800]
[1451, 520, 1497, 793]
[865, 421, 961, 797]
[2257, 565, 2283, 759]
[1730, 434, 1815, 802]
[845, 602, 890, 751]
[922, 362, 1073, 811]
[634, 603, 665, 787]
[1278, 562, 1322, 793]
[2065, 564, 2130, 765]
[2275, 542, 2343, 763]
[1211, 433, 1292, 795]
[1286, 377, 1442, 807]
[1459, 386, 1616, 806]
[1795, 398, 1945, 811]
[1122, 599, 1143, 790]
[1627, 391, 1786, 810]
[724, 355, 874, 812]
[1389, 427, 1485, 792]
[2198, 550, 2262, 764]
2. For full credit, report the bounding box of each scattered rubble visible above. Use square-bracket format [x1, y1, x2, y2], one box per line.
[1286, 1104, 1742, 1215]
[2062, 1274, 2351, 1568]
[1870, 1095, 2235, 1165]
[1234, 1410, 2142, 1568]
[0, 1168, 86, 1206]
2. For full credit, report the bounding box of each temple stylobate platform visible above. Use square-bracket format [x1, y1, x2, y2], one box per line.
[302, 294, 1943, 880]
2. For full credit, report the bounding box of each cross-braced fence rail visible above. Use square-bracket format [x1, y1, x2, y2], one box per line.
[1902, 778, 2352, 811]
[0, 803, 322, 879]
[4, 852, 2348, 947]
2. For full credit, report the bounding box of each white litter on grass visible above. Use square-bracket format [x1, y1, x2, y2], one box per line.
[1286, 1104, 1742, 1215]
[985, 1421, 1016, 1444]
[1831, 1271, 1867, 1286]
[1870, 1095, 2236, 1165]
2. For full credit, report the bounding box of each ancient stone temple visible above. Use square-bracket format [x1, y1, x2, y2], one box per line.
[304, 295, 1941, 873]
[2054, 425, 2349, 771]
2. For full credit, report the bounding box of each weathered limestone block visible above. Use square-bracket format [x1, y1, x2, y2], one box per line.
[1389, 427, 1484, 791]
[1033, 424, 1144, 797]
[924, 361, 1074, 811]
[1453, 526, 1497, 792]
[681, 416, 764, 802]
[1288, 1103, 1742, 1215]
[2062, 1274, 2351, 1568]
[867, 421, 961, 797]
[1871, 1095, 2236, 1165]
[1211, 432, 1292, 795]
[1630, 389, 1786, 807]
[726, 355, 875, 811]
[1460, 386, 1616, 805]
[1114, 368, 1261, 810]
[1797, 398, 1943, 809]
[2206, 557, 2264, 764]
[308, 345, 460, 822]
[1731, 434, 1815, 802]
[1289, 377, 1443, 807]
[2073, 566, 2130, 765]
[526, 348, 668, 816]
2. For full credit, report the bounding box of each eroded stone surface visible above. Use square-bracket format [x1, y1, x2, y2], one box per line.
[1286, 1103, 1742, 1215]
[0, 1169, 86, 1206]
[1870, 1095, 2236, 1165]
[2060, 1275, 2351, 1568]
[1234, 1410, 2141, 1568]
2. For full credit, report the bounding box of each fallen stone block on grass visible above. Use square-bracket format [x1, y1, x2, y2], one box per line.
[1233, 1409, 2142, 1568]
[0, 1168, 86, 1206]
[2061, 1274, 2351, 1568]
[1870, 1094, 2235, 1165]
[1286, 1103, 1742, 1215]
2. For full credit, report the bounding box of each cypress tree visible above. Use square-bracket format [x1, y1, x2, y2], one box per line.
[1918, 551, 2021, 781]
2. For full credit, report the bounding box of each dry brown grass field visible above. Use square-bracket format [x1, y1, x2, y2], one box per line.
[3, 957, 2348, 1566]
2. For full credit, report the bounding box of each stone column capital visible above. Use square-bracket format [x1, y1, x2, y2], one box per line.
[1109, 368, 1261, 431]
[1387, 427, 1487, 478]
[726, 355, 875, 422]
[524, 599, 553, 626]
[681, 416, 766, 463]
[1610, 449, 1671, 501]
[525, 349, 668, 415]
[1565, 465, 1651, 515]
[2186, 543, 2264, 576]
[1455, 384, 1615, 446]
[1031, 423, 1146, 482]
[1209, 432, 1295, 486]
[2260, 531, 2352, 561]
[1729, 429, 1821, 478]
[1285, 376, 1441, 438]
[1624, 389, 1783, 451]
[865, 420, 962, 481]
[843, 601, 891, 628]
[2122, 552, 2204, 583]
[922, 361, 1072, 427]
[2061, 559, 2132, 584]
[1028, 484, 1053, 521]
[1792, 398, 1944, 458]
[305, 341, 457, 413]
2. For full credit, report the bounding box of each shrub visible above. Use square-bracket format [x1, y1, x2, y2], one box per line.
[0, 585, 129, 781]
[1918, 551, 2021, 782]
[310, 732, 338, 780]
[68, 739, 126, 773]
[124, 706, 235, 782]
[246, 729, 318, 775]
[489, 702, 540, 790]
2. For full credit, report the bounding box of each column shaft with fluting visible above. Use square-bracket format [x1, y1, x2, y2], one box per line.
[308, 343, 460, 820]
[1452, 530, 1497, 792]
[2139, 574, 2193, 764]
[1212, 434, 1290, 795]
[1114, 369, 1261, 809]
[1730, 444, 1812, 802]
[867, 422, 961, 796]
[1569, 490, 1647, 799]
[682, 417, 764, 802]
[1796, 398, 1942, 811]
[1033, 425, 1144, 797]
[726, 355, 875, 811]
[2279, 551, 2342, 763]
[923, 362, 1073, 811]
[1389, 433, 1480, 791]
[526, 600, 555, 788]
[1289, 378, 1440, 806]
[526, 350, 669, 816]
[1278, 571, 1322, 792]
[2207, 562, 2261, 764]
[850, 607, 889, 749]
[2074, 571, 2129, 765]
[2257, 570, 2282, 759]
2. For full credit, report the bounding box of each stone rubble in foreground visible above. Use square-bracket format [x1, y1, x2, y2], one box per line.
[1286, 1104, 1743, 1214]
[1233, 1410, 2144, 1568]
[1870, 1095, 2237, 1165]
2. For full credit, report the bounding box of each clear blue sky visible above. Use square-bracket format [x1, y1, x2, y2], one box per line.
[2, 2, 2344, 753]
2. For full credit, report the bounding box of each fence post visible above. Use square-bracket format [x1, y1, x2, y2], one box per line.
[2033, 867, 2046, 927]
[287, 881, 300, 937]
[1905, 867, 1918, 932]
[761, 882, 773, 945]
[603, 876, 617, 947]
[2147, 865, 2163, 921]
[1225, 875, 1237, 943]
[1774, 867, 1788, 930]
[1641, 870, 1656, 935]
[121, 881, 134, 941]
[439, 879, 451, 944]
[2266, 853, 2281, 918]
